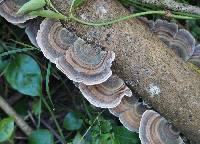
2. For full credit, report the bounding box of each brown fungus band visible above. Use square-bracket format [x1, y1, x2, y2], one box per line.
[189, 44, 200, 67]
[152, 19, 178, 46]
[139, 110, 184, 144]
[109, 97, 147, 133]
[79, 75, 132, 108]
[147, 19, 198, 63]
[36, 18, 78, 63]
[0, 0, 35, 24]
[56, 38, 115, 85]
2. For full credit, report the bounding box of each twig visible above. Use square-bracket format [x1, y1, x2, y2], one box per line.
[0, 95, 33, 135]
[41, 119, 65, 144]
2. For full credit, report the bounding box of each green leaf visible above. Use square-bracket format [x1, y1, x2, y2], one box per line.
[32, 99, 42, 116]
[63, 112, 83, 131]
[17, 0, 46, 15]
[72, 132, 88, 144]
[73, 0, 85, 8]
[0, 117, 15, 142]
[0, 59, 9, 73]
[5, 54, 42, 97]
[99, 119, 112, 133]
[113, 126, 141, 144]
[28, 129, 54, 144]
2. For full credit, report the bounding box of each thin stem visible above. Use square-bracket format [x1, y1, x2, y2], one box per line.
[0, 95, 33, 135]
[45, 62, 55, 110]
[80, 110, 104, 142]
[0, 47, 37, 57]
[70, 11, 196, 27]
[41, 96, 65, 143]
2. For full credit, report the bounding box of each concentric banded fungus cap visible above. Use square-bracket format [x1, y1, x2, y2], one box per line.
[37, 18, 78, 63]
[138, 17, 154, 30]
[170, 29, 195, 61]
[119, 102, 147, 132]
[79, 75, 132, 108]
[109, 96, 147, 132]
[188, 44, 200, 67]
[56, 38, 115, 85]
[0, 0, 35, 24]
[109, 96, 138, 117]
[152, 19, 178, 45]
[139, 110, 184, 144]
[25, 18, 43, 47]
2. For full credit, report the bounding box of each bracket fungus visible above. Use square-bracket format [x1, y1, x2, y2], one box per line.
[55, 38, 115, 85]
[0, 0, 35, 24]
[25, 18, 43, 47]
[189, 44, 200, 67]
[170, 29, 195, 61]
[152, 19, 178, 46]
[36, 18, 78, 63]
[79, 75, 132, 108]
[109, 97, 147, 132]
[151, 19, 197, 62]
[139, 110, 184, 144]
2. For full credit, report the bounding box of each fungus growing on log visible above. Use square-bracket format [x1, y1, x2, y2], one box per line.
[36, 18, 78, 63]
[0, 0, 35, 24]
[79, 75, 132, 108]
[109, 97, 147, 132]
[189, 44, 200, 67]
[152, 19, 178, 46]
[170, 29, 195, 61]
[25, 18, 43, 47]
[2, 0, 200, 142]
[139, 110, 184, 144]
[150, 19, 197, 62]
[55, 38, 115, 85]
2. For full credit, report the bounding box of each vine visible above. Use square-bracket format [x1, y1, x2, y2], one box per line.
[18, 0, 200, 28]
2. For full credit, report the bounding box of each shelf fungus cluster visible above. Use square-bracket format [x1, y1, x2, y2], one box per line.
[139, 110, 184, 144]
[1, 2, 200, 143]
[141, 19, 200, 65]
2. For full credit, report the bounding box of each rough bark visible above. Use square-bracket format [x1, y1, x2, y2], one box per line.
[52, 0, 200, 143]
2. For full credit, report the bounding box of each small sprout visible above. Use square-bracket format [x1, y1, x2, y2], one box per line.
[36, 18, 78, 63]
[79, 75, 132, 108]
[55, 38, 115, 85]
[17, 0, 46, 15]
[139, 110, 184, 144]
[109, 96, 147, 133]
[0, 0, 35, 24]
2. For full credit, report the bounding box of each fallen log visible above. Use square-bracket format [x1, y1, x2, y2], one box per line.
[51, 0, 200, 143]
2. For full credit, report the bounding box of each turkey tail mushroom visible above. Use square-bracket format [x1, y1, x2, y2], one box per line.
[150, 19, 196, 61]
[25, 18, 43, 47]
[139, 110, 184, 144]
[189, 44, 200, 67]
[55, 38, 115, 85]
[0, 0, 35, 24]
[79, 75, 132, 108]
[36, 18, 78, 63]
[109, 97, 147, 132]
[152, 19, 178, 46]
[170, 29, 195, 61]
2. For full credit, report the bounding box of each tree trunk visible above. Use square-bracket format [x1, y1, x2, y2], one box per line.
[53, 0, 200, 143]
